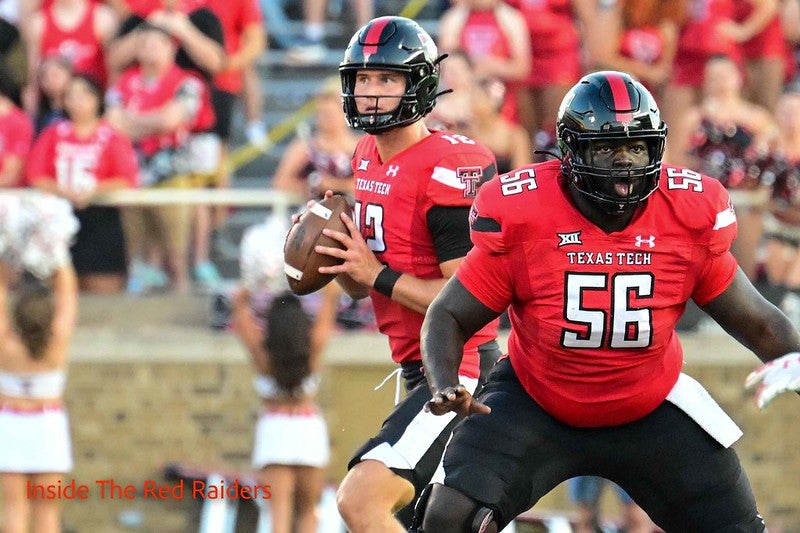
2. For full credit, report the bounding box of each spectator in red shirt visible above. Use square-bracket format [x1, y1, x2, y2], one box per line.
[437, 0, 531, 127]
[676, 54, 778, 280]
[27, 74, 138, 294]
[497, 0, 624, 156]
[108, 0, 223, 292]
[106, 22, 214, 293]
[23, 0, 118, 108]
[0, 66, 33, 188]
[192, 0, 265, 289]
[206, 0, 263, 141]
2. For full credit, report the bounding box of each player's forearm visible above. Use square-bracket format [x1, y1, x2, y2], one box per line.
[421, 297, 466, 392]
[738, 310, 800, 364]
[704, 270, 800, 363]
[383, 273, 448, 315]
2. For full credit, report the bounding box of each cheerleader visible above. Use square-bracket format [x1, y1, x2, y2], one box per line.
[0, 261, 77, 533]
[232, 217, 340, 533]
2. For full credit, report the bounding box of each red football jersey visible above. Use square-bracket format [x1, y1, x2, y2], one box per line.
[26, 120, 138, 190]
[352, 130, 500, 379]
[459, 160, 738, 426]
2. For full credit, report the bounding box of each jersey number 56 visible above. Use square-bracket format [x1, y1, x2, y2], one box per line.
[562, 272, 655, 349]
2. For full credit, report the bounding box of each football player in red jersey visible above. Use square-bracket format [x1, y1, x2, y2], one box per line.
[311, 16, 501, 533]
[416, 71, 800, 532]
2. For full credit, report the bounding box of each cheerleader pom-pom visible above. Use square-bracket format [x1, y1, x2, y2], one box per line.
[19, 193, 80, 278]
[240, 214, 291, 293]
[0, 194, 24, 265]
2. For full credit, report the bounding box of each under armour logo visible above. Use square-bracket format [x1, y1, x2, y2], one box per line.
[634, 235, 655, 248]
[358, 159, 369, 171]
[386, 165, 400, 178]
[557, 231, 582, 247]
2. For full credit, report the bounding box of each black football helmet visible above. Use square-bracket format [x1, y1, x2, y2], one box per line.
[339, 16, 443, 134]
[557, 71, 667, 214]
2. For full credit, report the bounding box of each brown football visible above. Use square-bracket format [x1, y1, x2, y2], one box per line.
[283, 195, 353, 295]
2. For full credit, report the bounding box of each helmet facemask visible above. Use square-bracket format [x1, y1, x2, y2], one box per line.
[340, 67, 434, 134]
[562, 131, 666, 215]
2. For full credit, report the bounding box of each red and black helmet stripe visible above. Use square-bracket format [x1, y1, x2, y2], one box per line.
[361, 17, 393, 56]
[605, 71, 633, 123]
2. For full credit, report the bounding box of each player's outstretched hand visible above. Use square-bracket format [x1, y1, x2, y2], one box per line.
[745, 352, 800, 409]
[425, 385, 491, 417]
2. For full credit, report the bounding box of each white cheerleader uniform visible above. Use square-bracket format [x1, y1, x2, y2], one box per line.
[251, 374, 330, 469]
[0, 370, 73, 473]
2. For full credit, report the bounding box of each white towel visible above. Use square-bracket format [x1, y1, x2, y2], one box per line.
[666, 373, 743, 448]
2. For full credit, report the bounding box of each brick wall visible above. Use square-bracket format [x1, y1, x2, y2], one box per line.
[55, 357, 800, 532]
[57, 358, 402, 532]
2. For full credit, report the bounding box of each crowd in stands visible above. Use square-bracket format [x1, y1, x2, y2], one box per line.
[3, 0, 800, 323]
[0, 0, 263, 296]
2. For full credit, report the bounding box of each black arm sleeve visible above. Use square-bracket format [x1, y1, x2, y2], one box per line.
[426, 205, 473, 263]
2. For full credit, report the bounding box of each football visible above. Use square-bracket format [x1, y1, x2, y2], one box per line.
[283, 195, 353, 295]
